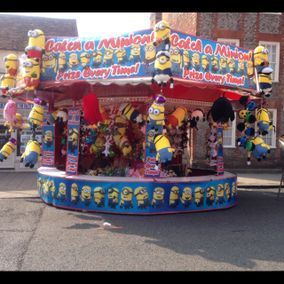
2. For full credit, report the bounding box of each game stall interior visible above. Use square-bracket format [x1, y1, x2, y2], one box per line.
[0, 21, 274, 214]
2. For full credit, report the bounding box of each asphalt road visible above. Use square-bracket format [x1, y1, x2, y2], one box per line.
[1, 188, 284, 271]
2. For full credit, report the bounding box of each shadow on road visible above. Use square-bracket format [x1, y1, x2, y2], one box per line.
[65, 189, 284, 270]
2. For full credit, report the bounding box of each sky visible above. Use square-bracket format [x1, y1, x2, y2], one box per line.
[1, 12, 152, 38]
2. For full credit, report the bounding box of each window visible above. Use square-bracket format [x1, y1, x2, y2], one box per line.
[258, 41, 280, 82]
[223, 117, 236, 148]
[217, 38, 240, 47]
[256, 108, 277, 148]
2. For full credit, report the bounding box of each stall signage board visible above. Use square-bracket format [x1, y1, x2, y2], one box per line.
[42, 111, 55, 167]
[41, 29, 255, 90]
[66, 108, 80, 176]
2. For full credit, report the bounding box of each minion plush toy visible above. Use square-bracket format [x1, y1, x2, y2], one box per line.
[4, 54, 19, 76]
[152, 50, 174, 89]
[147, 94, 166, 129]
[166, 106, 188, 129]
[25, 29, 45, 59]
[28, 98, 45, 131]
[23, 58, 41, 91]
[0, 74, 16, 97]
[153, 20, 171, 52]
[154, 134, 175, 164]
[20, 139, 41, 168]
[253, 46, 273, 98]
[0, 138, 17, 161]
[256, 108, 274, 136]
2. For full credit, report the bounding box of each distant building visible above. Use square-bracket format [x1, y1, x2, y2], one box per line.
[150, 13, 283, 169]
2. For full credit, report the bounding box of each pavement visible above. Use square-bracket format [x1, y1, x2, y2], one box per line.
[1, 169, 284, 271]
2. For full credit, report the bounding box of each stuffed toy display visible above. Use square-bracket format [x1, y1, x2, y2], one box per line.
[245, 136, 270, 165]
[20, 139, 41, 168]
[119, 103, 143, 124]
[0, 138, 17, 161]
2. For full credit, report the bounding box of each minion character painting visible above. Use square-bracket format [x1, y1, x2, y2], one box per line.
[194, 187, 204, 207]
[57, 182, 67, 202]
[108, 187, 119, 209]
[41, 52, 57, 80]
[151, 187, 165, 208]
[120, 187, 134, 209]
[71, 183, 79, 204]
[81, 185, 92, 206]
[68, 128, 79, 155]
[180, 187, 192, 208]
[94, 187, 105, 207]
[134, 187, 151, 209]
[206, 186, 215, 206]
[169, 186, 180, 208]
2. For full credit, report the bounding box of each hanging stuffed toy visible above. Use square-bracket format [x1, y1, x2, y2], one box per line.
[0, 138, 17, 162]
[28, 98, 45, 131]
[4, 54, 19, 77]
[119, 103, 143, 124]
[153, 20, 171, 52]
[245, 136, 270, 165]
[166, 106, 188, 129]
[189, 109, 205, 130]
[3, 99, 17, 132]
[152, 51, 174, 89]
[25, 29, 45, 60]
[82, 92, 103, 126]
[256, 108, 274, 136]
[23, 58, 41, 91]
[20, 139, 41, 168]
[48, 108, 68, 132]
[147, 94, 166, 129]
[253, 46, 273, 98]
[154, 134, 175, 165]
[0, 74, 16, 97]
[207, 97, 235, 126]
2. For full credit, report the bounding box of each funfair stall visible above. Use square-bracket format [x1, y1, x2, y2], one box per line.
[0, 21, 274, 214]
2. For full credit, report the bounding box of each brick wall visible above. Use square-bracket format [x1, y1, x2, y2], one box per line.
[0, 14, 78, 51]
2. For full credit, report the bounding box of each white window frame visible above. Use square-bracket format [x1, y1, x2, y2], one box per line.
[223, 117, 236, 148]
[258, 41, 280, 82]
[217, 38, 240, 47]
[255, 108, 277, 149]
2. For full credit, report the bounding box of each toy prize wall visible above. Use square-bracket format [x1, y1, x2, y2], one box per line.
[0, 21, 274, 214]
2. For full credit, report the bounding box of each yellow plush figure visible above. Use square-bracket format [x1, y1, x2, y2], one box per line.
[153, 20, 171, 51]
[25, 29, 45, 59]
[4, 54, 19, 76]
[28, 98, 44, 131]
[0, 74, 16, 96]
[20, 140, 41, 168]
[154, 134, 175, 164]
[166, 106, 188, 129]
[152, 50, 173, 88]
[23, 58, 40, 91]
[148, 95, 166, 128]
[0, 138, 17, 161]
[256, 108, 274, 136]
[119, 103, 143, 124]
[253, 46, 269, 68]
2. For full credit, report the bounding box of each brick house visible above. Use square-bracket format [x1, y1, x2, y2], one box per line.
[0, 14, 78, 170]
[150, 12, 284, 170]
